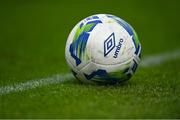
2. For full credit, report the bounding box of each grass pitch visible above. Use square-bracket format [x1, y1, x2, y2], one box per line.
[0, 0, 180, 118]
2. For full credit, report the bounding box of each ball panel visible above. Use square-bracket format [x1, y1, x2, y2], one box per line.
[78, 58, 134, 84]
[89, 15, 136, 65]
[65, 15, 103, 71]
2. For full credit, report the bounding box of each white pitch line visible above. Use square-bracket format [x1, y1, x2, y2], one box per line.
[140, 49, 180, 67]
[0, 73, 73, 96]
[0, 49, 180, 96]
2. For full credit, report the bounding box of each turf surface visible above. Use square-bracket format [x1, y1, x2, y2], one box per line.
[0, 0, 180, 118]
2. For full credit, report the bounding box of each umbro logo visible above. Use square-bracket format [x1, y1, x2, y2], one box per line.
[104, 33, 115, 57]
[104, 32, 123, 58]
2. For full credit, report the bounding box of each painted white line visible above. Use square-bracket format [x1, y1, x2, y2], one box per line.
[0, 49, 180, 96]
[0, 73, 73, 96]
[140, 49, 180, 67]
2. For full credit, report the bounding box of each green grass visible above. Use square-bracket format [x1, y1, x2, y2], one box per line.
[0, 0, 180, 118]
[1, 59, 180, 118]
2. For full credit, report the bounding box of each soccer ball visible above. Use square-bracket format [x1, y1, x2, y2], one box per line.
[65, 14, 141, 84]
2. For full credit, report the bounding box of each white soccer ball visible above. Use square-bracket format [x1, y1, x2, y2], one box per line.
[65, 14, 141, 84]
